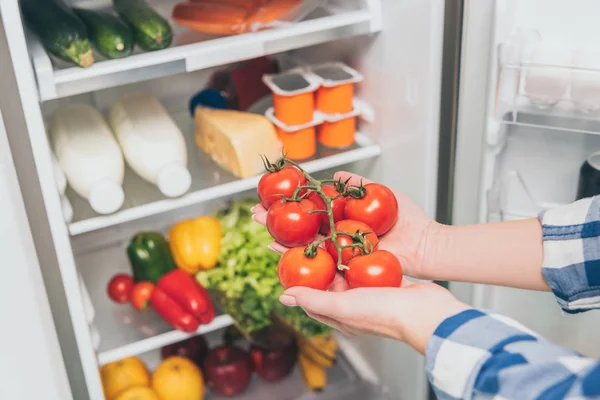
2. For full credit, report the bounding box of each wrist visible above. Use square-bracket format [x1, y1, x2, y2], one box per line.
[419, 222, 453, 281]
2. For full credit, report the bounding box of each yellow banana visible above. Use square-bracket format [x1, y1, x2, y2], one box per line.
[296, 334, 336, 368]
[298, 353, 327, 392]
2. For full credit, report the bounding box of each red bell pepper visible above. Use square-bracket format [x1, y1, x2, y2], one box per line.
[151, 269, 215, 332]
[151, 287, 200, 333]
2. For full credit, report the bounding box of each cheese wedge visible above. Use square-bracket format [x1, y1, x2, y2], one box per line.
[194, 107, 282, 178]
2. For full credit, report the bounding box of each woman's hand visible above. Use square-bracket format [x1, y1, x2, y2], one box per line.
[252, 171, 438, 279]
[281, 274, 469, 354]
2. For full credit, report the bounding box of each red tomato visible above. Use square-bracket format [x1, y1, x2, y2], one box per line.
[307, 186, 346, 234]
[325, 220, 378, 265]
[345, 250, 403, 289]
[344, 183, 398, 236]
[107, 274, 134, 304]
[278, 247, 337, 290]
[258, 166, 306, 209]
[267, 199, 320, 247]
[130, 281, 154, 312]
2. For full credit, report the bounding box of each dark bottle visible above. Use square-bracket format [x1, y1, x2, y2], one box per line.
[577, 151, 600, 200]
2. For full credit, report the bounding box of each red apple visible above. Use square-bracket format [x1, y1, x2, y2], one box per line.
[250, 327, 297, 383]
[203, 345, 253, 396]
[161, 335, 209, 369]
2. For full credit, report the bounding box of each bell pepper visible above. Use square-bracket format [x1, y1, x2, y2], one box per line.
[169, 216, 221, 274]
[151, 269, 215, 333]
[127, 232, 176, 284]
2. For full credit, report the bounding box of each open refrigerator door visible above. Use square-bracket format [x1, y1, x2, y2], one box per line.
[454, 0, 600, 357]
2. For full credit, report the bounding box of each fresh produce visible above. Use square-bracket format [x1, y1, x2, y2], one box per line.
[114, 0, 172, 51]
[127, 232, 176, 284]
[152, 356, 204, 400]
[107, 274, 135, 304]
[307, 185, 346, 234]
[203, 345, 253, 396]
[296, 332, 337, 369]
[278, 247, 336, 290]
[258, 162, 306, 209]
[193, 107, 281, 178]
[198, 199, 282, 333]
[250, 326, 297, 383]
[161, 335, 209, 369]
[21, 0, 94, 67]
[100, 356, 150, 400]
[298, 353, 327, 392]
[114, 387, 159, 400]
[324, 220, 379, 265]
[73, 8, 134, 59]
[169, 216, 221, 274]
[151, 269, 215, 332]
[266, 199, 321, 247]
[150, 288, 199, 333]
[158, 269, 214, 322]
[344, 183, 399, 236]
[257, 156, 402, 290]
[345, 250, 403, 289]
[130, 281, 154, 311]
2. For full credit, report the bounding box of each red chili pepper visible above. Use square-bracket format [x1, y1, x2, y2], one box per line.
[157, 269, 214, 319]
[150, 287, 199, 333]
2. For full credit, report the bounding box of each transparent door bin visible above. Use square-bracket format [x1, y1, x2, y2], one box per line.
[495, 35, 600, 135]
[487, 170, 566, 222]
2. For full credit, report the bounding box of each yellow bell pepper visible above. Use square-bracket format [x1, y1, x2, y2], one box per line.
[169, 216, 221, 274]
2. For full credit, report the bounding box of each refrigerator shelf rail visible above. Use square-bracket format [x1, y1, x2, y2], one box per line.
[26, 0, 380, 101]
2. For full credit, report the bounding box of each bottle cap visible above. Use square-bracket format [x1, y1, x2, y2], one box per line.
[88, 180, 124, 215]
[157, 164, 192, 198]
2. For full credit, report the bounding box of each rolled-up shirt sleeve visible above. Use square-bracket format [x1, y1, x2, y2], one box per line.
[539, 196, 600, 313]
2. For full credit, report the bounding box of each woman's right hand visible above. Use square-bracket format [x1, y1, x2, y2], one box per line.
[252, 171, 440, 280]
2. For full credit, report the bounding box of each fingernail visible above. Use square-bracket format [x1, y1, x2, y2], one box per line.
[251, 214, 257, 222]
[267, 244, 277, 252]
[279, 295, 297, 307]
[250, 206, 256, 213]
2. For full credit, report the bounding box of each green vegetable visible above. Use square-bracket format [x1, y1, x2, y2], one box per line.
[114, 0, 172, 51]
[21, 0, 94, 67]
[197, 199, 330, 337]
[127, 232, 176, 284]
[73, 8, 134, 59]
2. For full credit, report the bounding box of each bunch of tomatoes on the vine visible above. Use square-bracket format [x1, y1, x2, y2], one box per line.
[257, 156, 403, 291]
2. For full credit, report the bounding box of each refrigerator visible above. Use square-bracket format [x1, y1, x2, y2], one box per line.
[1, 0, 599, 399]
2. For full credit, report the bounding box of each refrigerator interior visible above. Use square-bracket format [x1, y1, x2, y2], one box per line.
[0, 0, 445, 399]
[460, 0, 600, 357]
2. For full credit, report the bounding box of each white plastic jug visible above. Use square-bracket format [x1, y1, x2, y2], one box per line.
[109, 93, 191, 198]
[50, 104, 125, 215]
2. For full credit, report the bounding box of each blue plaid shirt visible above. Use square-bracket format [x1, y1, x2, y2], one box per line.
[426, 197, 600, 400]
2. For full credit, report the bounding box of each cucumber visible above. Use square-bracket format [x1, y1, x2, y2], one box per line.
[113, 0, 173, 51]
[20, 0, 94, 67]
[73, 8, 134, 59]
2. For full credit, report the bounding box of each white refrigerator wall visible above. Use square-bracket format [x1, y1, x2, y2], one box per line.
[455, 0, 600, 357]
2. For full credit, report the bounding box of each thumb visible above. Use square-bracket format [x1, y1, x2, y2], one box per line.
[280, 287, 344, 317]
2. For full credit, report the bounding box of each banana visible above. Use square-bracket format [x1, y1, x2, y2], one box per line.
[296, 334, 336, 368]
[298, 353, 327, 392]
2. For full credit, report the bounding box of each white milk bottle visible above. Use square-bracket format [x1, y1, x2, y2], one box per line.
[109, 93, 191, 198]
[50, 104, 125, 215]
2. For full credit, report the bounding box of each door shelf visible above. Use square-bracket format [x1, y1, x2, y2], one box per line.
[67, 107, 381, 236]
[28, 0, 378, 101]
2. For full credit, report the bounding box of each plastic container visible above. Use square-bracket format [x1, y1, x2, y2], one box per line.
[309, 62, 363, 114]
[317, 100, 361, 148]
[263, 69, 320, 125]
[172, 0, 323, 36]
[109, 93, 192, 198]
[265, 107, 322, 160]
[50, 104, 125, 215]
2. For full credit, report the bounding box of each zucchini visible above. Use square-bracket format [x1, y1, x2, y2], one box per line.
[73, 8, 134, 59]
[20, 0, 94, 67]
[114, 0, 173, 51]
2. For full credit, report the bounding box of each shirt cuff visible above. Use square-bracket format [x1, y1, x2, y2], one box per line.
[539, 196, 600, 313]
[425, 309, 541, 400]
